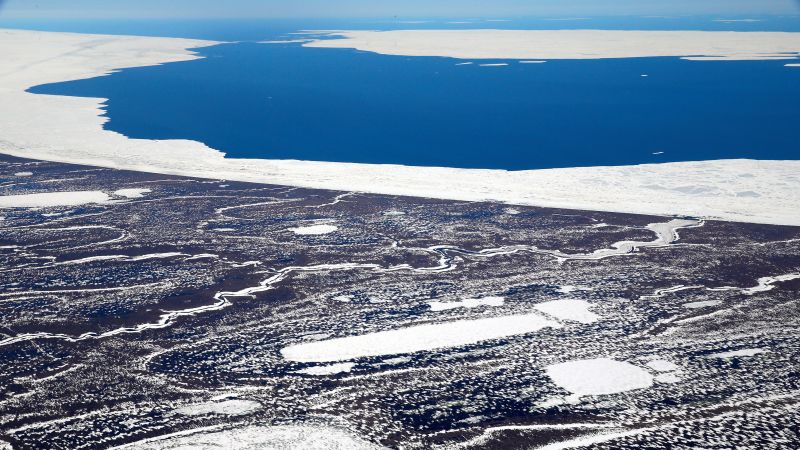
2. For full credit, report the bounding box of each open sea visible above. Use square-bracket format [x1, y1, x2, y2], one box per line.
[7, 17, 800, 170]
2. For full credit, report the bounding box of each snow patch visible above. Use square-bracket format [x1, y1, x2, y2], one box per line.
[113, 188, 151, 198]
[281, 313, 561, 363]
[707, 348, 767, 358]
[534, 299, 599, 324]
[175, 399, 262, 417]
[428, 296, 504, 311]
[0, 191, 110, 208]
[294, 362, 355, 376]
[289, 224, 338, 235]
[545, 358, 654, 399]
[683, 300, 722, 309]
[646, 359, 681, 372]
[14, 171, 33, 176]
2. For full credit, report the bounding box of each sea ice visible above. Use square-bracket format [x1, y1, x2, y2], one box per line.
[281, 313, 561, 362]
[533, 299, 599, 324]
[545, 358, 654, 399]
[0, 191, 110, 208]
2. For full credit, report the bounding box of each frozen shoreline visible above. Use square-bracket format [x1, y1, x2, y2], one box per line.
[1, 28, 799, 226]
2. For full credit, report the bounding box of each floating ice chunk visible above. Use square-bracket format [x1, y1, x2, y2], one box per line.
[455, 62, 474, 66]
[113, 188, 151, 198]
[289, 224, 338, 235]
[646, 359, 681, 372]
[545, 358, 654, 399]
[480, 63, 508, 67]
[787, 63, 800, 67]
[110, 425, 384, 450]
[281, 313, 561, 363]
[534, 299, 599, 324]
[707, 348, 767, 358]
[0, 191, 110, 208]
[13, 171, 33, 176]
[519, 60, 547, 64]
[294, 362, 355, 376]
[428, 296, 504, 311]
[175, 399, 262, 417]
[683, 300, 722, 309]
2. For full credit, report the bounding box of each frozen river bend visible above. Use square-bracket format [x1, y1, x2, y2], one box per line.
[1, 155, 799, 449]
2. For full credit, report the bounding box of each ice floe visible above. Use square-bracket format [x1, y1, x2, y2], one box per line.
[707, 348, 767, 359]
[0, 191, 110, 208]
[110, 424, 383, 450]
[281, 313, 561, 363]
[304, 29, 800, 62]
[175, 399, 262, 416]
[294, 362, 355, 376]
[534, 299, 599, 324]
[113, 188, 151, 198]
[428, 296, 504, 311]
[545, 358, 654, 400]
[2, 29, 800, 226]
[288, 224, 338, 235]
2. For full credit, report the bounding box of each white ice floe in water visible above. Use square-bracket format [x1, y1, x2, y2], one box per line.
[479, 63, 508, 66]
[534, 299, 599, 324]
[281, 313, 561, 363]
[294, 362, 355, 376]
[175, 399, 262, 417]
[683, 300, 722, 309]
[428, 296, 504, 311]
[707, 348, 767, 358]
[288, 224, 338, 235]
[519, 60, 547, 64]
[13, 171, 33, 176]
[787, 63, 800, 67]
[111, 425, 383, 450]
[0, 191, 110, 208]
[2, 29, 800, 225]
[304, 29, 800, 61]
[113, 188, 151, 198]
[545, 358, 654, 400]
[646, 359, 681, 372]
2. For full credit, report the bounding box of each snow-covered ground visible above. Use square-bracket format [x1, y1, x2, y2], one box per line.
[175, 399, 262, 417]
[0, 191, 110, 208]
[545, 358, 654, 399]
[288, 224, 338, 235]
[0, 29, 799, 225]
[110, 424, 384, 450]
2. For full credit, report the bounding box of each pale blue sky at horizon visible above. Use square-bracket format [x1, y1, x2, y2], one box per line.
[1, 0, 799, 19]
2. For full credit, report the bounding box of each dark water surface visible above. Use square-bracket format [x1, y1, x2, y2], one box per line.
[19, 18, 800, 169]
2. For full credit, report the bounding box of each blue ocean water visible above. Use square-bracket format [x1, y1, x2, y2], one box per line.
[16, 18, 800, 170]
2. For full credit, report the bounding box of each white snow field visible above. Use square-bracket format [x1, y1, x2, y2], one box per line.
[304, 29, 800, 61]
[281, 313, 562, 363]
[1, 28, 799, 225]
[545, 358, 654, 399]
[113, 188, 152, 198]
[110, 424, 384, 450]
[288, 224, 338, 235]
[0, 191, 110, 208]
[534, 299, 599, 324]
[428, 296, 505, 311]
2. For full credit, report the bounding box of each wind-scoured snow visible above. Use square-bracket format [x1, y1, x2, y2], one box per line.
[0, 29, 798, 225]
[281, 313, 561, 363]
[113, 188, 151, 198]
[0, 191, 110, 208]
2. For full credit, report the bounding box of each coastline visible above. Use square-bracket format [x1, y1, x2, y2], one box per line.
[1, 28, 799, 226]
